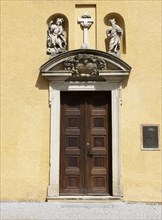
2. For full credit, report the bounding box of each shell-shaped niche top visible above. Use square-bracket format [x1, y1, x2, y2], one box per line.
[46, 17, 67, 56]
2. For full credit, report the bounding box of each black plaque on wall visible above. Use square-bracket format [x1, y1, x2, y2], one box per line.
[142, 125, 159, 149]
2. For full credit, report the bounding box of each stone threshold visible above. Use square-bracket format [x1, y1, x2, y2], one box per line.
[47, 196, 122, 202]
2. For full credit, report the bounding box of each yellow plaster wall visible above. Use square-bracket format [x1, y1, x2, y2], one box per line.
[1, 0, 161, 202]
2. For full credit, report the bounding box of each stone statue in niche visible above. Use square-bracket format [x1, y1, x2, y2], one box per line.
[47, 18, 67, 55]
[106, 18, 123, 56]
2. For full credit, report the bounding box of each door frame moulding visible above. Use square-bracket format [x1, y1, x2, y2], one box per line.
[47, 81, 123, 199]
[40, 49, 131, 200]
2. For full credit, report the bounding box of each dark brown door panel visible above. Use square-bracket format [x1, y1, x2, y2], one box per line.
[60, 91, 112, 195]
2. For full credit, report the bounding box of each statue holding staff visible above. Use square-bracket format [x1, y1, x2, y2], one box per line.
[106, 18, 123, 56]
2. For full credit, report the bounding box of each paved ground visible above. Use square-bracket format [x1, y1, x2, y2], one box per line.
[1, 201, 161, 220]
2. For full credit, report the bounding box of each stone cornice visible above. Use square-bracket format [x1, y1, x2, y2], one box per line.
[40, 49, 131, 81]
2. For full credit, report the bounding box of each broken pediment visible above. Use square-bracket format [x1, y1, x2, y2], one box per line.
[40, 49, 131, 81]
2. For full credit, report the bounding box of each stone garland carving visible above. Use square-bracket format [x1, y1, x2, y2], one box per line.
[64, 54, 106, 76]
[106, 18, 123, 56]
[47, 18, 67, 55]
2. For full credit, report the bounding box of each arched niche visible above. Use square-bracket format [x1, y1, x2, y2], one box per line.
[104, 13, 126, 54]
[47, 13, 69, 53]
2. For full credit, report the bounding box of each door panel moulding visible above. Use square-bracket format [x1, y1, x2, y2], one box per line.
[60, 91, 111, 195]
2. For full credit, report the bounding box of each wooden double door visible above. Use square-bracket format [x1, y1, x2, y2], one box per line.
[60, 91, 112, 195]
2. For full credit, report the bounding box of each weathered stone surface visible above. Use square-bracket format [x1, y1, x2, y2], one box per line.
[106, 18, 123, 57]
[47, 18, 67, 55]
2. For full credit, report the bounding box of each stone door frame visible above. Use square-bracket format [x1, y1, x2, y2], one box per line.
[47, 80, 123, 199]
[39, 49, 131, 200]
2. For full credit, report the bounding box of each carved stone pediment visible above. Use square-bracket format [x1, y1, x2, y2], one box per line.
[40, 49, 131, 81]
[64, 54, 106, 77]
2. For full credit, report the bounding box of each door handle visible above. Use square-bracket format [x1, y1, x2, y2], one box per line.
[87, 147, 93, 157]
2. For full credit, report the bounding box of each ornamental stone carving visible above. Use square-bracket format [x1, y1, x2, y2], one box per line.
[78, 13, 94, 49]
[47, 18, 67, 55]
[64, 54, 106, 77]
[106, 18, 123, 57]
